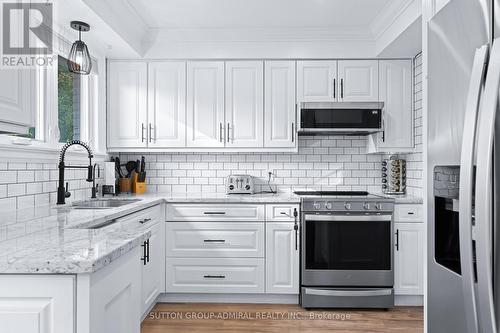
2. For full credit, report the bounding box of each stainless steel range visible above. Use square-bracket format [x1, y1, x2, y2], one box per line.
[295, 191, 395, 309]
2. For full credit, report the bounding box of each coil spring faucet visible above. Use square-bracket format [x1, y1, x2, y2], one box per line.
[57, 140, 94, 205]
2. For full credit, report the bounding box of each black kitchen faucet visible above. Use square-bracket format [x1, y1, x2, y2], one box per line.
[57, 140, 94, 205]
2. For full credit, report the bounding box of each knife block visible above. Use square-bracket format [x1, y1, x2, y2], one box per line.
[132, 172, 146, 194]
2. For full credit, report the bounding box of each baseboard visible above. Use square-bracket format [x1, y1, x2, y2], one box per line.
[157, 293, 299, 304]
[395, 295, 423, 306]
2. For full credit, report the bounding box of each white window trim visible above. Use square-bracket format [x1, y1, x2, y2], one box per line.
[1, 31, 106, 161]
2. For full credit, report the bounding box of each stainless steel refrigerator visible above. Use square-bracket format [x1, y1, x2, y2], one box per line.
[428, 0, 500, 332]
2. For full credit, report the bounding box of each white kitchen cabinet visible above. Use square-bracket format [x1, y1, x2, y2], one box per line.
[266, 222, 300, 294]
[108, 61, 148, 148]
[394, 222, 424, 295]
[264, 61, 296, 148]
[141, 221, 165, 315]
[87, 246, 142, 333]
[166, 258, 265, 293]
[186, 61, 225, 147]
[166, 222, 264, 258]
[148, 62, 186, 147]
[225, 61, 264, 147]
[297, 60, 337, 102]
[368, 60, 413, 153]
[0, 275, 74, 333]
[337, 60, 379, 102]
[0, 68, 34, 134]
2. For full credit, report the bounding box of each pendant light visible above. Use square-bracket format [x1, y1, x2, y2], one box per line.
[67, 21, 92, 75]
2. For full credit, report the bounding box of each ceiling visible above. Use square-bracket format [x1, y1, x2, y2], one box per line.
[126, 0, 393, 30]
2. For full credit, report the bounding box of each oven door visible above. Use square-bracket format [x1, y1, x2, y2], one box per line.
[302, 214, 393, 287]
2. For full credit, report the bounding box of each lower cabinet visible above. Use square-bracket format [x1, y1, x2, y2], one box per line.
[394, 222, 424, 295]
[141, 221, 166, 314]
[0, 275, 75, 333]
[166, 258, 265, 293]
[87, 246, 142, 333]
[266, 222, 300, 294]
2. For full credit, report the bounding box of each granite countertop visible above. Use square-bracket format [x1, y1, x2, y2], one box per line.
[373, 193, 424, 204]
[0, 191, 422, 275]
[0, 192, 299, 275]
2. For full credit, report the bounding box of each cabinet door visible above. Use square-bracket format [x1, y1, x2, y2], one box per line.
[337, 60, 379, 101]
[394, 223, 424, 295]
[375, 60, 413, 151]
[264, 61, 296, 148]
[186, 61, 225, 147]
[266, 222, 299, 294]
[148, 62, 186, 147]
[0, 68, 34, 132]
[107, 61, 148, 148]
[0, 275, 74, 333]
[142, 222, 165, 314]
[297, 61, 337, 102]
[90, 247, 141, 333]
[225, 61, 264, 147]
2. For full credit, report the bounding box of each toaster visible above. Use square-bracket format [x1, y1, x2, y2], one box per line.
[226, 174, 255, 194]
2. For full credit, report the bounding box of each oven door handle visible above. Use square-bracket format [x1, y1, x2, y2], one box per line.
[304, 214, 391, 222]
[304, 288, 392, 297]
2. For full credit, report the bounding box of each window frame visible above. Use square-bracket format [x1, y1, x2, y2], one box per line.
[0, 31, 104, 158]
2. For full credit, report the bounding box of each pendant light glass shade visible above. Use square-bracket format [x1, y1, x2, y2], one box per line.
[67, 21, 92, 75]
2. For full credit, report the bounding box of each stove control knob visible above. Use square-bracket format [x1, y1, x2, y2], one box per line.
[325, 202, 333, 210]
[375, 203, 382, 210]
[363, 202, 370, 210]
[313, 202, 322, 210]
[344, 202, 352, 210]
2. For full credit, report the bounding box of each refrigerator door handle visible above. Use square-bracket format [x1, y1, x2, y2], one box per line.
[475, 38, 500, 333]
[459, 44, 489, 333]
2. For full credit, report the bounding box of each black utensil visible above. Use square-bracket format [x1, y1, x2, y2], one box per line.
[125, 161, 136, 178]
[136, 160, 140, 173]
[115, 157, 123, 178]
[141, 156, 145, 173]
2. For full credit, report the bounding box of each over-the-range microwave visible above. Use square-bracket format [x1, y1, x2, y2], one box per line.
[298, 102, 384, 135]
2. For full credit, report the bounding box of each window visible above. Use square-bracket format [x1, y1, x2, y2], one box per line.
[58, 55, 81, 143]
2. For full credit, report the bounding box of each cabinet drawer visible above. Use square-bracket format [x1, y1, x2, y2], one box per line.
[118, 204, 163, 227]
[166, 204, 264, 221]
[166, 222, 264, 258]
[394, 204, 423, 222]
[266, 204, 299, 222]
[166, 258, 264, 293]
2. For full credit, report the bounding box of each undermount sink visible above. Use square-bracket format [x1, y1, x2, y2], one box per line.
[71, 199, 142, 209]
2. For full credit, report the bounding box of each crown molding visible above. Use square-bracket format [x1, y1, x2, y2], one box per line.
[370, 0, 419, 39]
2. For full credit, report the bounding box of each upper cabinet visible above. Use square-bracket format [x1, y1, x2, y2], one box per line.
[337, 60, 379, 102]
[297, 61, 337, 102]
[368, 60, 413, 153]
[264, 61, 296, 148]
[297, 60, 378, 102]
[225, 61, 264, 148]
[108, 61, 148, 148]
[0, 68, 34, 134]
[148, 62, 186, 147]
[186, 61, 225, 148]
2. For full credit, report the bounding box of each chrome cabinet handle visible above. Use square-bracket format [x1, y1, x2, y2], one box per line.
[459, 45, 488, 333]
[291, 123, 295, 143]
[227, 123, 231, 143]
[203, 211, 226, 215]
[203, 239, 226, 243]
[149, 123, 153, 143]
[141, 123, 146, 142]
[293, 208, 299, 251]
[333, 78, 336, 99]
[219, 123, 223, 143]
[395, 229, 399, 251]
[340, 78, 344, 99]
